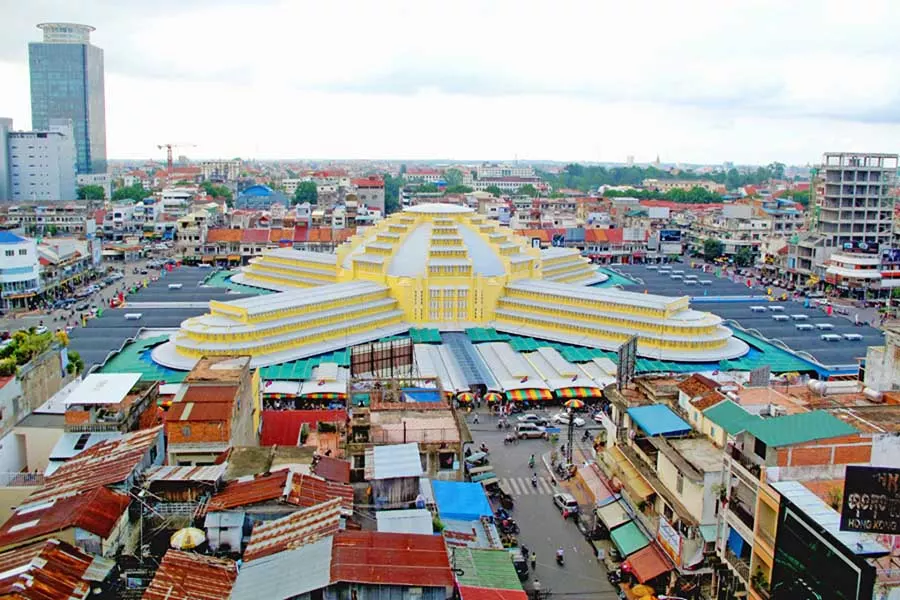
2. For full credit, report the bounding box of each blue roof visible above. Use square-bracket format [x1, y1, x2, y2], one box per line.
[239, 184, 275, 197]
[627, 405, 692, 437]
[0, 231, 26, 244]
[432, 480, 493, 521]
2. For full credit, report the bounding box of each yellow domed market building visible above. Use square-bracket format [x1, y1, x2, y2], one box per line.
[152, 204, 748, 369]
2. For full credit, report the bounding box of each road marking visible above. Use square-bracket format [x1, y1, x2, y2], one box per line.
[500, 477, 554, 495]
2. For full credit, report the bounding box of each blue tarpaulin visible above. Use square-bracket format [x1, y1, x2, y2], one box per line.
[626, 405, 692, 437]
[432, 481, 493, 521]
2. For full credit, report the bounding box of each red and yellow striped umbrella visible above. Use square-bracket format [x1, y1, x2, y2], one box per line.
[457, 391, 474, 403]
[564, 399, 585, 409]
[484, 392, 503, 403]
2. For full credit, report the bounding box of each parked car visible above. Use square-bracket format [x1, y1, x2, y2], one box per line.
[516, 413, 549, 427]
[515, 423, 547, 439]
[551, 413, 586, 427]
[552, 492, 579, 514]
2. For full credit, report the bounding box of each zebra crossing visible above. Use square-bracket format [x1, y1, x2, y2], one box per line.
[500, 476, 555, 495]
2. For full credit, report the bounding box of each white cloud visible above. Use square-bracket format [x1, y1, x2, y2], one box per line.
[1, 0, 899, 164]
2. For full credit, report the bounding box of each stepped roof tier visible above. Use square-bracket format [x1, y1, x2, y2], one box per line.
[153, 204, 747, 369]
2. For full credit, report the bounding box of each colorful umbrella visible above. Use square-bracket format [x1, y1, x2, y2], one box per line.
[170, 527, 206, 550]
[563, 399, 585, 409]
[457, 391, 474, 403]
[484, 391, 503, 403]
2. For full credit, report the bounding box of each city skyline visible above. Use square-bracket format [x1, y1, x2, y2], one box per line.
[1, 0, 899, 165]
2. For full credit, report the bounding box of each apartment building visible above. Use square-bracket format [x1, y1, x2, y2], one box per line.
[687, 204, 771, 258]
[788, 152, 898, 290]
[0, 203, 89, 236]
[200, 159, 241, 182]
[0, 118, 77, 201]
[403, 167, 443, 183]
[643, 179, 723, 194]
[475, 163, 535, 179]
[352, 176, 385, 213]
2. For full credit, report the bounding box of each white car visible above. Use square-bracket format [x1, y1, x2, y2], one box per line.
[551, 413, 586, 427]
[517, 413, 549, 427]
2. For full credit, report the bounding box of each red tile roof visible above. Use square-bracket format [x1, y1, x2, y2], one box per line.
[241, 229, 270, 244]
[205, 471, 353, 514]
[690, 390, 727, 411]
[93, 209, 107, 226]
[260, 410, 346, 446]
[0, 487, 130, 550]
[167, 401, 232, 423]
[330, 531, 453, 588]
[0, 539, 104, 600]
[206, 229, 242, 243]
[142, 550, 237, 600]
[352, 177, 384, 188]
[333, 229, 355, 243]
[181, 385, 239, 404]
[24, 427, 162, 505]
[584, 229, 609, 243]
[677, 373, 719, 399]
[313, 456, 351, 484]
[244, 498, 343, 562]
[604, 228, 624, 244]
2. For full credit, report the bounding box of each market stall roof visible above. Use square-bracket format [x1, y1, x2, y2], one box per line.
[596, 500, 631, 531]
[432, 481, 493, 521]
[365, 443, 423, 480]
[627, 405, 692, 437]
[454, 548, 527, 592]
[610, 521, 650, 557]
[624, 543, 672, 584]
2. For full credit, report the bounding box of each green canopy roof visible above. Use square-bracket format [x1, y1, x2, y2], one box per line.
[702, 400, 760, 435]
[610, 521, 649, 557]
[745, 410, 858, 447]
[453, 548, 524, 591]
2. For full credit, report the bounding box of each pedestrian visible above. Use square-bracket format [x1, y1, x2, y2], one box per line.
[530, 551, 536, 570]
[473, 413, 479, 425]
[532, 579, 541, 593]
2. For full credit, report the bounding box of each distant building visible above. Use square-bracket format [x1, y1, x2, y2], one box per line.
[200, 159, 242, 182]
[403, 167, 443, 183]
[28, 23, 106, 174]
[352, 176, 385, 213]
[643, 179, 723, 194]
[0, 118, 77, 201]
[235, 184, 289, 210]
[0, 231, 40, 311]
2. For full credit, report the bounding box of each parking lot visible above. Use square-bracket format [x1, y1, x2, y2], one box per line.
[612, 263, 883, 370]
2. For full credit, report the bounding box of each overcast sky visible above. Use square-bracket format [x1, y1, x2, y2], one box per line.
[1, 0, 899, 165]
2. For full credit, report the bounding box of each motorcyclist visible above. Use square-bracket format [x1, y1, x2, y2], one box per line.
[531, 473, 538, 487]
[480, 442, 489, 454]
[528, 454, 535, 469]
[556, 547, 564, 563]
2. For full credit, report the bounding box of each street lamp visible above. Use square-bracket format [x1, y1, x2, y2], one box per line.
[562, 399, 584, 465]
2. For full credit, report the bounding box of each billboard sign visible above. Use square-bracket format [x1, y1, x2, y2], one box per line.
[616, 336, 637, 392]
[881, 248, 900, 265]
[842, 240, 880, 254]
[659, 229, 682, 243]
[840, 466, 900, 535]
[657, 517, 682, 565]
[350, 338, 414, 378]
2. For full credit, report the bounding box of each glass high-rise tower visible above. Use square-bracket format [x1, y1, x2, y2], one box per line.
[28, 23, 107, 174]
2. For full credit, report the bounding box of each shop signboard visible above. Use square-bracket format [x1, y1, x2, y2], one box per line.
[657, 516, 682, 565]
[840, 466, 900, 535]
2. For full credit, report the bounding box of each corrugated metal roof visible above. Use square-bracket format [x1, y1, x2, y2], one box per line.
[260, 410, 346, 446]
[459, 586, 529, 600]
[453, 548, 525, 591]
[746, 410, 858, 447]
[626, 405, 692, 437]
[166, 401, 232, 422]
[142, 464, 227, 484]
[205, 470, 353, 514]
[770, 481, 889, 557]
[313, 456, 351, 484]
[701, 400, 760, 435]
[23, 427, 162, 506]
[375, 509, 434, 535]
[0, 487, 130, 549]
[231, 537, 333, 600]
[244, 498, 342, 562]
[364, 443, 423, 480]
[180, 385, 239, 403]
[0, 538, 108, 599]
[142, 549, 237, 600]
[330, 530, 454, 588]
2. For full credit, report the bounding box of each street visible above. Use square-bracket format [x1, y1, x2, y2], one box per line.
[468, 408, 620, 600]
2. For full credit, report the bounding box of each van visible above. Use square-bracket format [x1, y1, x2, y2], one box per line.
[515, 423, 546, 439]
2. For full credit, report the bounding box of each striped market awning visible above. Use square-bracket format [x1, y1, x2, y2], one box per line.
[556, 387, 603, 399]
[302, 392, 345, 400]
[506, 389, 553, 402]
[263, 393, 299, 399]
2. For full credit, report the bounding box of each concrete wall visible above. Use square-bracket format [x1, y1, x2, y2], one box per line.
[656, 450, 708, 525]
[19, 347, 72, 415]
[864, 330, 900, 392]
[871, 434, 900, 468]
[13, 425, 63, 473]
[0, 486, 37, 524]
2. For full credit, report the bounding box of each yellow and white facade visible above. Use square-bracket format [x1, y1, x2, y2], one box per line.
[154, 204, 748, 369]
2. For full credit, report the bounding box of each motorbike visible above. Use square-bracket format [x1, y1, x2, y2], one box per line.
[495, 508, 511, 521]
[581, 429, 591, 442]
[531, 475, 538, 488]
[504, 433, 517, 445]
[499, 519, 520, 535]
[556, 551, 565, 566]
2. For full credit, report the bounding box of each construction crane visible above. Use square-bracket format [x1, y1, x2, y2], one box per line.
[156, 143, 196, 173]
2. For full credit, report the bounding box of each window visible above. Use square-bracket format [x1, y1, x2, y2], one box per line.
[4, 250, 13, 257]
[181, 426, 191, 438]
[18, 249, 26, 255]
[754, 437, 767, 460]
[676, 471, 684, 494]
[438, 452, 455, 470]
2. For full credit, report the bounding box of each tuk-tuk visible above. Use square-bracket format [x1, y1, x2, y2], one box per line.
[483, 478, 514, 509]
[467, 464, 494, 479]
[471, 471, 497, 483]
[465, 451, 489, 467]
[510, 550, 529, 581]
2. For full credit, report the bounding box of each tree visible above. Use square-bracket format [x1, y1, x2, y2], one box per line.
[703, 238, 724, 261]
[382, 173, 403, 214]
[444, 168, 464, 187]
[517, 184, 538, 197]
[735, 246, 755, 267]
[47, 224, 58, 236]
[66, 350, 84, 375]
[768, 162, 786, 181]
[485, 185, 503, 197]
[444, 185, 473, 194]
[112, 184, 146, 202]
[416, 183, 440, 194]
[787, 189, 810, 207]
[77, 184, 105, 200]
[293, 181, 318, 205]
[201, 181, 233, 204]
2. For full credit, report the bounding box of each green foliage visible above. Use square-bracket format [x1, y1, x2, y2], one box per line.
[517, 184, 538, 197]
[540, 162, 786, 193]
[77, 184, 105, 200]
[47, 224, 58, 236]
[444, 185, 473, 194]
[67, 350, 84, 375]
[703, 238, 724, 261]
[201, 181, 233, 203]
[734, 246, 755, 267]
[5, 331, 54, 367]
[382, 174, 403, 214]
[443, 168, 464, 187]
[484, 185, 503, 197]
[112, 184, 147, 202]
[292, 181, 318, 205]
[416, 183, 440, 194]
[0, 358, 16, 377]
[785, 189, 810, 207]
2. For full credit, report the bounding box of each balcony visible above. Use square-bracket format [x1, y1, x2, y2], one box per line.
[728, 446, 761, 481]
[724, 548, 751, 582]
[729, 499, 756, 531]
